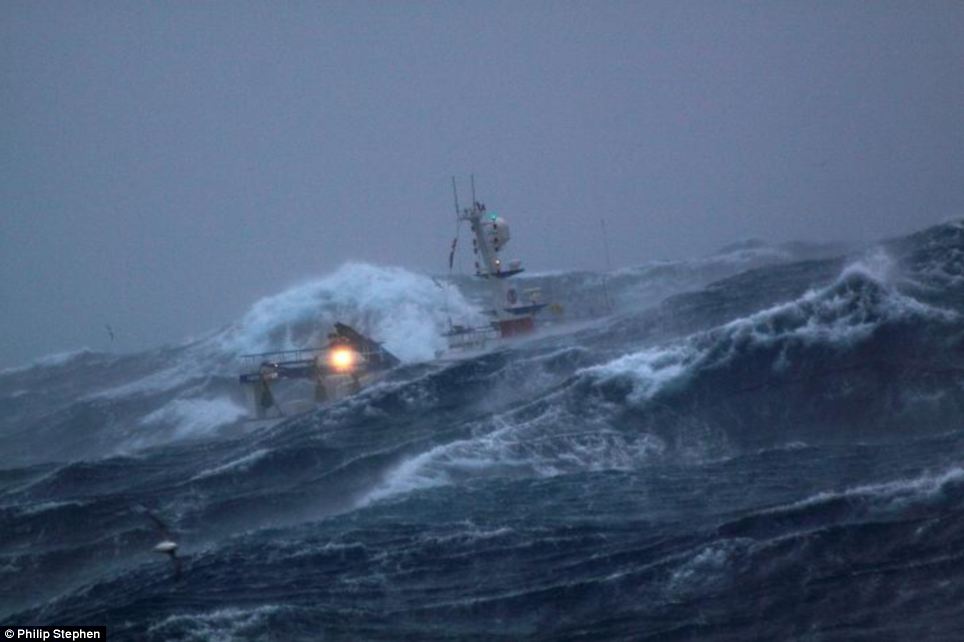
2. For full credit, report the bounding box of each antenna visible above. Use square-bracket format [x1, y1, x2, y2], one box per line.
[600, 218, 614, 314]
[451, 176, 460, 218]
[600, 218, 614, 272]
[470, 174, 476, 206]
[446, 177, 464, 329]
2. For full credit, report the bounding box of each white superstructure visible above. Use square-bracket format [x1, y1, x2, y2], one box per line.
[446, 177, 547, 347]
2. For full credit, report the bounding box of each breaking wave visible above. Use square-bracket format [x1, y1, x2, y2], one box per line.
[211, 262, 482, 363]
[587, 252, 956, 401]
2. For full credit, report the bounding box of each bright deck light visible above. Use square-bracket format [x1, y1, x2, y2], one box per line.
[329, 347, 357, 372]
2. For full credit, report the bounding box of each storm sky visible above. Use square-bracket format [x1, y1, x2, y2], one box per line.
[2, 1, 963, 366]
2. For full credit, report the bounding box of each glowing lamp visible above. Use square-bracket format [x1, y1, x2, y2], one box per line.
[329, 347, 357, 372]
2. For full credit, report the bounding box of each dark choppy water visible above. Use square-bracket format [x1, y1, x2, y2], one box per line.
[3, 222, 964, 640]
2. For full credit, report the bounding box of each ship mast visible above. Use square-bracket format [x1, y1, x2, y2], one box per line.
[453, 176, 545, 338]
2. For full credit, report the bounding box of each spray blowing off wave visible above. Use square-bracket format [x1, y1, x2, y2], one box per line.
[587, 253, 954, 396]
[0, 264, 484, 464]
[578, 253, 964, 448]
[210, 263, 481, 363]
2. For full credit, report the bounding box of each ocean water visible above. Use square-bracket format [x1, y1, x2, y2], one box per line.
[3, 222, 964, 640]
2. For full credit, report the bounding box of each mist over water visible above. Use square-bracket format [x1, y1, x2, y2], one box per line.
[2, 221, 964, 639]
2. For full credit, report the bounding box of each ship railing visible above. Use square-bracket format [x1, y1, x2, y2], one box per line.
[239, 347, 325, 369]
[444, 325, 499, 351]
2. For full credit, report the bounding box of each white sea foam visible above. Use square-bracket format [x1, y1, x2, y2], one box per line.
[417, 525, 514, 546]
[89, 362, 199, 400]
[148, 605, 291, 642]
[362, 401, 664, 505]
[667, 539, 748, 596]
[778, 466, 964, 516]
[581, 345, 697, 404]
[191, 448, 270, 481]
[212, 263, 482, 363]
[0, 348, 94, 376]
[17, 500, 88, 516]
[139, 397, 247, 439]
[584, 254, 956, 402]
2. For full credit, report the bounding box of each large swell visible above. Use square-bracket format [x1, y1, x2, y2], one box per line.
[3, 222, 964, 640]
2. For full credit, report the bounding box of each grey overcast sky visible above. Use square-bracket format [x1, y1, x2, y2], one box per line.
[2, 1, 963, 366]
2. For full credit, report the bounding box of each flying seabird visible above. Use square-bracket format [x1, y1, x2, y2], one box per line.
[141, 508, 182, 580]
[105, 324, 115, 342]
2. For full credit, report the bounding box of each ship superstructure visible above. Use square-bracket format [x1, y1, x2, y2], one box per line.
[444, 177, 548, 352]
